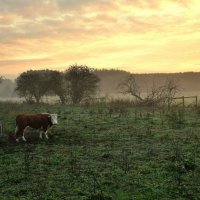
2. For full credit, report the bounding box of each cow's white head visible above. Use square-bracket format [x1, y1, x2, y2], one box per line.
[50, 114, 58, 125]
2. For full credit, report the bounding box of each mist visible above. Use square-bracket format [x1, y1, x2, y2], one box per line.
[1, 70, 200, 100]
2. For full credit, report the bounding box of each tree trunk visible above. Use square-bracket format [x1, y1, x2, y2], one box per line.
[35, 96, 41, 104]
[59, 95, 66, 104]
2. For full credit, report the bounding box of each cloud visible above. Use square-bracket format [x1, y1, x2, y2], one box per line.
[122, 0, 160, 9]
[56, 0, 95, 10]
[123, 0, 192, 9]
[0, 0, 193, 43]
[0, 0, 57, 18]
[0, 57, 51, 67]
[0, 0, 200, 76]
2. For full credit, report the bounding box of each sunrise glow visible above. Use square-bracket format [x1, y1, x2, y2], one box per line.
[1, 0, 200, 79]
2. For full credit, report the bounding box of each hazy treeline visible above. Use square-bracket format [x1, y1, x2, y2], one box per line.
[94, 70, 200, 95]
[14, 65, 100, 104]
[1, 69, 200, 100]
[0, 79, 17, 98]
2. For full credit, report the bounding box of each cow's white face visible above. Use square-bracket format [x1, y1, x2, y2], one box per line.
[50, 114, 58, 125]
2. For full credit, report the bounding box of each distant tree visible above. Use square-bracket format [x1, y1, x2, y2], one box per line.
[65, 64, 100, 104]
[118, 74, 179, 106]
[15, 70, 50, 103]
[0, 76, 3, 83]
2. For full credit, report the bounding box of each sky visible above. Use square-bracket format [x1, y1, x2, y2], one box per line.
[0, 0, 200, 79]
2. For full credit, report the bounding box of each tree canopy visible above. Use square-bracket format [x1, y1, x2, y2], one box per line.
[65, 65, 100, 104]
[47, 70, 68, 104]
[15, 70, 51, 103]
[15, 66, 100, 104]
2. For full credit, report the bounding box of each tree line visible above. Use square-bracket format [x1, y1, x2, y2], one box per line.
[0, 65, 180, 106]
[15, 65, 100, 104]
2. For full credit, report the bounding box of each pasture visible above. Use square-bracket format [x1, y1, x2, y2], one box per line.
[0, 102, 200, 199]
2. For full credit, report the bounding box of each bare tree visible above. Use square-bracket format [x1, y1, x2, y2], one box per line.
[145, 78, 179, 106]
[118, 74, 142, 102]
[163, 78, 179, 101]
[118, 74, 179, 106]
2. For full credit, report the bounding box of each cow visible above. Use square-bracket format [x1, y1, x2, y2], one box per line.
[14, 113, 58, 142]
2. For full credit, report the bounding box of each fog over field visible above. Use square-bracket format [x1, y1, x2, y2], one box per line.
[1, 70, 200, 100]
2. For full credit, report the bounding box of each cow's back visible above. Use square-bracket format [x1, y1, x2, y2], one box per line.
[16, 114, 51, 129]
[16, 114, 29, 127]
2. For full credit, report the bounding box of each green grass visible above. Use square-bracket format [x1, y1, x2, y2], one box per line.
[0, 102, 200, 199]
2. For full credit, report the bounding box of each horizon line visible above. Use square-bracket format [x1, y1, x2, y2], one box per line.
[2, 68, 200, 81]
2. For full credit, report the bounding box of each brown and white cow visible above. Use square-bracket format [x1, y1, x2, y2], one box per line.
[15, 113, 58, 142]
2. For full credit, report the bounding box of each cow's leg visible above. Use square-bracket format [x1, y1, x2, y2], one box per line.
[22, 126, 29, 142]
[16, 134, 19, 142]
[15, 125, 21, 142]
[15, 126, 24, 142]
[15, 126, 18, 136]
[22, 136, 26, 141]
[15, 126, 19, 142]
[44, 130, 49, 139]
[42, 126, 49, 139]
[39, 131, 43, 139]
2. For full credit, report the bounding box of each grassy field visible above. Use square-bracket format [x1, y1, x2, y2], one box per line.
[0, 102, 200, 199]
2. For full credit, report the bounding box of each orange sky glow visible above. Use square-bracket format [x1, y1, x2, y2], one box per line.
[0, 0, 200, 79]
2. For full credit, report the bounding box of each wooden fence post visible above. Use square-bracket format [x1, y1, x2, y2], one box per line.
[0, 121, 3, 136]
[167, 97, 172, 110]
[195, 96, 198, 107]
[182, 96, 185, 108]
[167, 97, 170, 110]
[169, 95, 197, 108]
